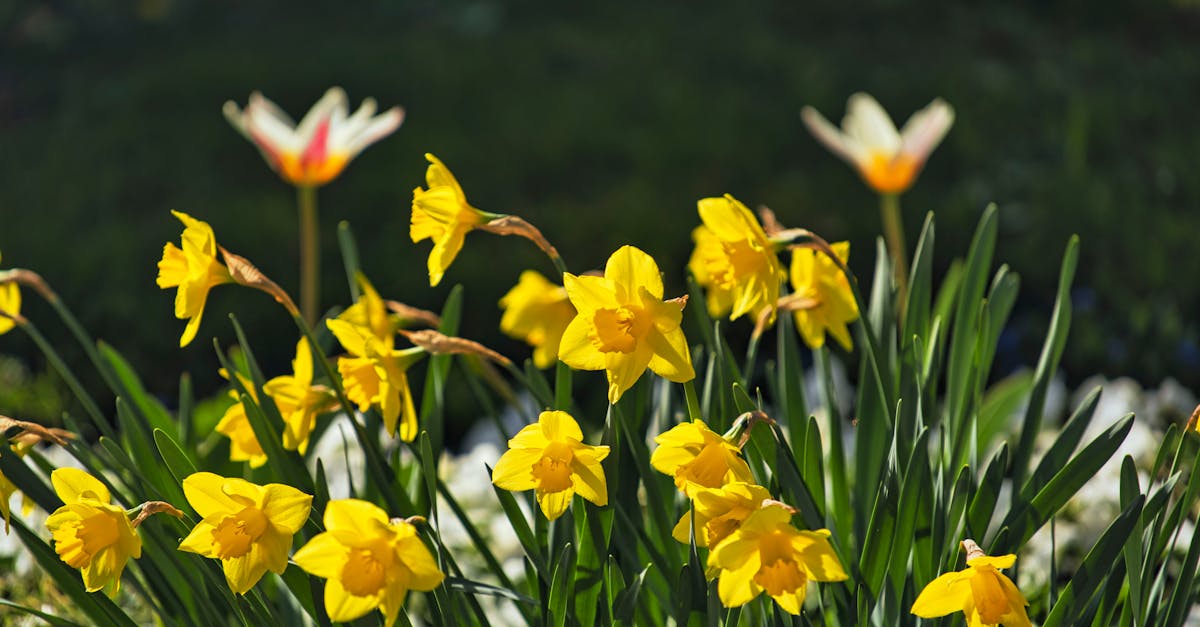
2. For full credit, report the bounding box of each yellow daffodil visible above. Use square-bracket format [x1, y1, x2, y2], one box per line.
[688, 194, 785, 324]
[293, 499, 444, 626]
[410, 153, 489, 287]
[214, 370, 268, 468]
[0, 251, 20, 335]
[558, 245, 695, 403]
[708, 501, 847, 614]
[911, 539, 1031, 627]
[263, 337, 337, 453]
[672, 481, 772, 548]
[156, 210, 233, 347]
[224, 88, 404, 187]
[0, 469, 18, 531]
[491, 410, 610, 520]
[499, 270, 576, 369]
[338, 273, 395, 341]
[327, 313, 422, 441]
[177, 473, 312, 594]
[45, 468, 142, 596]
[651, 419, 754, 498]
[788, 242, 859, 351]
[802, 93, 954, 195]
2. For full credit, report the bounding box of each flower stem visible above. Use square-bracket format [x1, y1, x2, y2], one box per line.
[879, 192, 909, 312]
[297, 185, 319, 325]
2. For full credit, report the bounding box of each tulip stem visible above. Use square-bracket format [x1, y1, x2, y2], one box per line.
[297, 185, 320, 325]
[879, 193, 909, 312]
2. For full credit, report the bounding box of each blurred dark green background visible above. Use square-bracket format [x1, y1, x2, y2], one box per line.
[3, 0, 1199, 432]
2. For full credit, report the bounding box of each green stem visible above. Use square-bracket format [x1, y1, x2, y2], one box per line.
[683, 379, 703, 422]
[297, 185, 319, 325]
[879, 193, 909, 312]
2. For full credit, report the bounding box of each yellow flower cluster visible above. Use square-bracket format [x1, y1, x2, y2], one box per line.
[651, 419, 847, 614]
[43, 469, 442, 625]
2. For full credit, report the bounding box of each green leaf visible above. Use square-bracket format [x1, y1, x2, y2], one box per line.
[152, 428, 197, 485]
[336, 221, 364, 302]
[1021, 386, 1101, 501]
[902, 212, 936, 344]
[574, 502, 613, 626]
[0, 599, 82, 626]
[490, 468, 549, 582]
[548, 543, 575, 627]
[1042, 494, 1144, 627]
[444, 577, 537, 605]
[967, 443, 1007, 539]
[998, 414, 1132, 552]
[1118, 456, 1145, 626]
[613, 563, 650, 622]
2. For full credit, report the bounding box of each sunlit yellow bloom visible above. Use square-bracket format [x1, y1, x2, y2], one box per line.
[293, 499, 444, 626]
[45, 468, 142, 596]
[802, 93, 954, 194]
[177, 473, 311, 594]
[156, 210, 233, 347]
[0, 469, 17, 532]
[0, 251, 19, 335]
[499, 270, 576, 369]
[558, 245, 695, 403]
[789, 241, 858, 351]
[410, 153, 489, 287]
[224, 88, 404, 187]
[327, 309, 422, 441]
[338, 273, 395, 342]
[672, 481, 771, 549]
[911, 540, 1031, 627]
[214, 371, 268, 468]
[651, 419, 753, 498]
[688, 195, 785, 324]
[263, 337, 337, 453]
[492, 410, 609, 520]
[708, 502, 847, 614]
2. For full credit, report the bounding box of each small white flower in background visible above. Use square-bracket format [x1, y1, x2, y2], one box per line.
[224, 87, 404, 187]
[801, 92, 954, 194]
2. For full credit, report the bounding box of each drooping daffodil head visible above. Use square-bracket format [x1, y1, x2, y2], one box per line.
[499, 270, 577, 369]
[156, 211, 233, 347]
[651, 418, 754, 498]
[45, 468, 143, 597]
[214, 370, 268, 468]
[911, 539, 1032, 627]
[292, 499, 444, 626]
[491, 410, 610, 520]
[688, 194, 785, 324]
[0, 250, 20, 336]
[326, 316, 422, 441]
[788, 241, 859, 351]
[558, 245, 695, 404]
[262, 336, 337, 454]
[802, 93, 954, 195]
[707, 501, 848, 615]
[224, 87, 404, 187]
[177, 473, 312, 595]
[410, 153, 489, 287]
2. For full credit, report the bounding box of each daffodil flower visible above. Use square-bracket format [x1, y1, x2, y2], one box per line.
[558, 245, 695, 404]
[708, 501, 847, 614]
[0, 470, 16, 532]
[499, 270, 576, 369]
[46, 468, 142, 597]
[911, 539, 1032, 627]
[327, 286, 423, 440]
[214, 370, 268, 468]
[651, 419, 754, 498]
[263, 337, 337, 453]
[801, 92, 954, 195]
[0, 251, 20, 335]
[177, 473, 312, 595]
[292, 499, 444, 626]
[224, 88, 404, 187]
[491, 410, 610, 520]
[688, 194, 785, 324]
[156, 210, 233, 347]
[787, 241, 859, 351]
[410, 153, 489, 287]
[671, 481, 772, 549]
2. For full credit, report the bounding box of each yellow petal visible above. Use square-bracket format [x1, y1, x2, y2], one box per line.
[604, 245, 663, 301]
[323, 577, 380, 623]
[604, 345, 653, 404]
[646, 327, 695, 383]
[394, 532, 445, 591]
[51, 468, 110, 505]
[557, 315, 604, 371]
[394, 372, 419, 442]
[423, 153, 467, 201]
[260, 484, 313, 534]
[794, 529, 848, 582]
[292, 532, 346, 579]
[327, 319, 369, 357]
[538, 488, 573, 520]
[491, 448, 542, 492]
[177, 520, 218, 558]
[570, 454, 608, 507]
[715, 545, 762, 608]
[563, 273, 618, 314]
[324, 498, 389, 538]
[538, 410, 584, 442]
[911, 569, 972, 618]
[222, 550, 269, 595]
[179, 304, 205, 347]
[427, 226, 469, 287]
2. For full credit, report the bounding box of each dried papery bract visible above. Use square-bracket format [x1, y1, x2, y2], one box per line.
[385, 300, 441, 328]
[400, 329, 511, 366]
[479, 215, 567, 272]
[220, 247, 299, 317]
